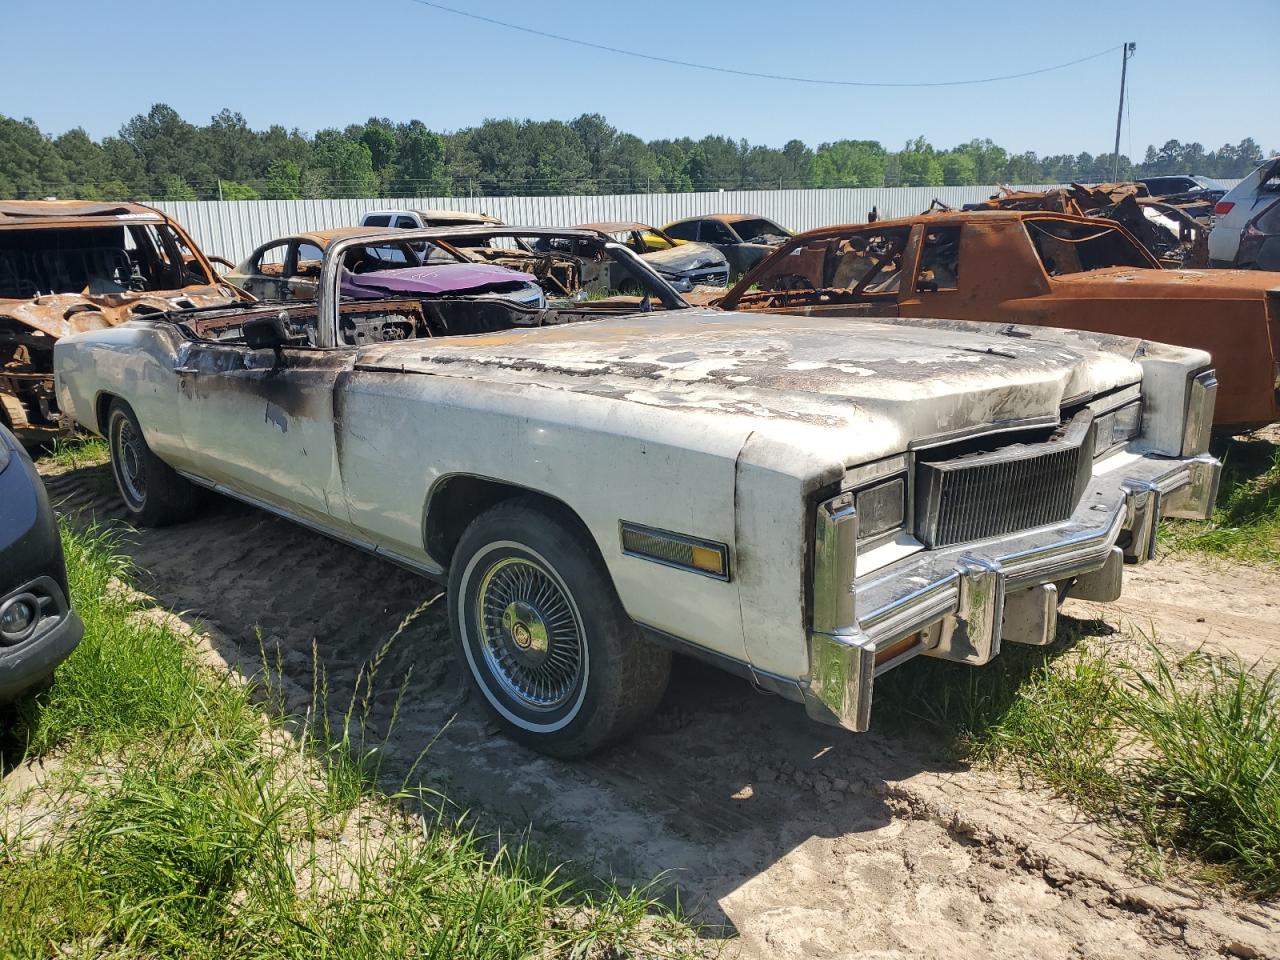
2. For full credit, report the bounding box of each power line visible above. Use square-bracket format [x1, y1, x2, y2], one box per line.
[406, 0, 1121, 88]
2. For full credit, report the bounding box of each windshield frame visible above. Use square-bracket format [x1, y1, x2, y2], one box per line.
[314, 226, 690, 348]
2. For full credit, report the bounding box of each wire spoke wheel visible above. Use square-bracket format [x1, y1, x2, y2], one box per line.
[474, 556, 584, 712]
[112, 415, 147, 508]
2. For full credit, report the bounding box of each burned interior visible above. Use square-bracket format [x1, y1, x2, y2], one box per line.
[0, 201, 242, 444]
[184, 227, 688, 349]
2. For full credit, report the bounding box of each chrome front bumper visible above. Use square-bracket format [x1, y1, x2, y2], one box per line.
[803, 451, 1220, 732]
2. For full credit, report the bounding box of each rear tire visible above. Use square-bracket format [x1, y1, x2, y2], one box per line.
[107, 400, 201, 526]
[448, 496, 670, 758]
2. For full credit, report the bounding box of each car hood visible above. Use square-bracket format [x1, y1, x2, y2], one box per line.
[1052, 266, 1280, 299]
[0, 285, 243, 340]
[641, 243, 727, 274]
[355, 309, 1158, 464]
[342, 263, 532, 298]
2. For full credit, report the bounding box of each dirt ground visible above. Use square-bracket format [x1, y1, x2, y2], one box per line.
[27, 460, 1280, 959]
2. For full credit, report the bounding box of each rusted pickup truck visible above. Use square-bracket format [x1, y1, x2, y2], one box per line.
[0, 200, 246, 445]
[718, 210, 1280, 430]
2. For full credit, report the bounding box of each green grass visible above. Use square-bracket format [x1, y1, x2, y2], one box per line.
[0, 525, 700, 958]
[876, 628, 1280, 896]
[1162, 434, 1280, 564]
[43, 435, 109, 472]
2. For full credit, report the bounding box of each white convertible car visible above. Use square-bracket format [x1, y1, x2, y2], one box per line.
[54, 226, 1221, 757]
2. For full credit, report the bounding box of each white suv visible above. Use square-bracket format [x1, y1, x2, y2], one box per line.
[1208, 157, 1280, 267]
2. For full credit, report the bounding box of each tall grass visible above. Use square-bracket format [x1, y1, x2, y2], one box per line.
[0, 524, 700, 958]
[877, 633, 1280, 896]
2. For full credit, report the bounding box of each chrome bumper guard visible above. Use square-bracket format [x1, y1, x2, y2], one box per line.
[802, 452, 1220, 732]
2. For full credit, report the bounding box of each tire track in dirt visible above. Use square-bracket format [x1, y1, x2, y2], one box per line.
[38, 461, 1280, 959]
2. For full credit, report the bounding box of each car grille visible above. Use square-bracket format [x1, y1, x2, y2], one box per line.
[914, 410, 1095, 548]
[690, 269, 729, 287]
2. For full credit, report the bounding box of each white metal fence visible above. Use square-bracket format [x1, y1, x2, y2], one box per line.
[153, 185, 1063, 261]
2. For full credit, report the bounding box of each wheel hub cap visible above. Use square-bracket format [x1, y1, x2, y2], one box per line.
[476, 557, 584, 711]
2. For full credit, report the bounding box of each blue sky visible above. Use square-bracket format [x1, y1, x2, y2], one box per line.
[1, 0, 1272, 156]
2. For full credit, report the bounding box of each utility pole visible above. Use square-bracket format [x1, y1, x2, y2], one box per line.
[1112, 42, 1136, 182]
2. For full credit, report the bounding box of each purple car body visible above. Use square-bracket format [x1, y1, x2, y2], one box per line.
[341, 262, 539, 300]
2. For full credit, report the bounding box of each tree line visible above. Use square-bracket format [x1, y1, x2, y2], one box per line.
[0, 104, 1271, 201]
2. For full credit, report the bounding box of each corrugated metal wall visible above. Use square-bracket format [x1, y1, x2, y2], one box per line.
[151, 185, 1062, 260]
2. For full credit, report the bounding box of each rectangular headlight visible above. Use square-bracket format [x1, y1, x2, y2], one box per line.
[620, 522, 730, 580]
[1094, 400, 1143, 455]
[854, 475, 907, 544]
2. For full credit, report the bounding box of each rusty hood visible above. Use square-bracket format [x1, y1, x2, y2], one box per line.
[0, 285, 243, 339]
[1051, 266, 1280, 300]
[355, 309, 1156, 464]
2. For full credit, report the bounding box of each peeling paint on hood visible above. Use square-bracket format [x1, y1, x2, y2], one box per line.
[356, 308, 1148, 463]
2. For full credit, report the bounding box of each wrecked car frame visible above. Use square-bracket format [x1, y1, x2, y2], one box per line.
[55, 224, 1220, 756]
[0, 200, 247, 446]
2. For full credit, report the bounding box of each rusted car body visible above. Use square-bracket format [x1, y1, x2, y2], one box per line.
[957, 183, 1215, 268]
[718, 210, 1280, 430]
[0, 200, 246, 445]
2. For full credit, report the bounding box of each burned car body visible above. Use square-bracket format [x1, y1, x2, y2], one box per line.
[573, 222, 730, 291]
[225, 227, 545, 307]
[55, 225, 1220, 757]
[718, 211, 1280, 430]
[0, 200, 246, 446]
[960, 182, 1215, 268]
[662, 214, 792, 273]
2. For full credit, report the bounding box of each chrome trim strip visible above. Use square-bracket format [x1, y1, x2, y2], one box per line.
[1182, 369, 1217, 456]
[811, 492, 858, 635]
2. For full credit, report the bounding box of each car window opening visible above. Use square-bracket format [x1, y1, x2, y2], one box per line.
[1024, 219, 1152, 276]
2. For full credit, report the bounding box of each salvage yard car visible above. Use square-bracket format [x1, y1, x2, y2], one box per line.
[0, 422, 83, 702]
[225, 227, 545, 307]
[54, 225, 1221, 757]
[0, 200, 246, 446]
[573, 222, 730, 290]
[716, 210, 1280, 431]
[662, 214, 792, 273]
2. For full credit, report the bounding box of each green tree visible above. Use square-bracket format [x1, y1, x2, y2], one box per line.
[262, 159, 303, 199]
[391, 121, 449, 196]
[813, 140, 886, 187]
[311, 129, 377, 197]
[161, 175, 197, 200]
[897, 137, 943, 187]
[0, 116, 68, 197]
[218, 179, 260, 200]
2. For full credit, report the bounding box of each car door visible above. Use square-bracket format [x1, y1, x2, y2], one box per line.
[173, 312, 355, 534]
[237, 240, 292, 300]
[740, 225, 914, 319]
[896, 224, 967, 316]
[283, 241, 324, 300]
